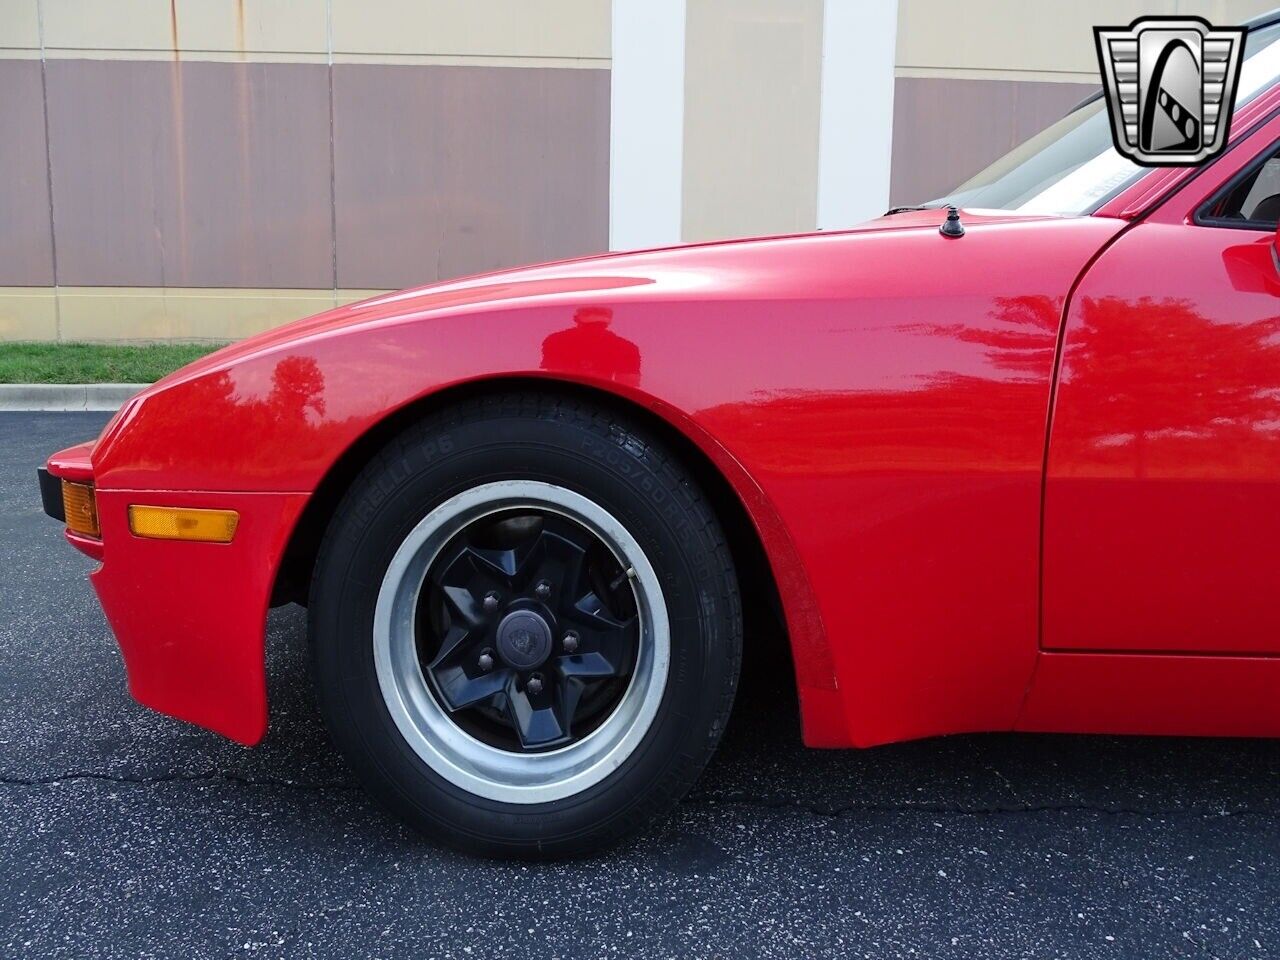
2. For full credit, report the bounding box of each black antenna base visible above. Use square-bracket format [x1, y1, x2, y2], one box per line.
[939, 205, 965, 238]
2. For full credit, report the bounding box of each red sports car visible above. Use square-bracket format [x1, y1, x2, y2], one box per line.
[39, 17, 1280, 858]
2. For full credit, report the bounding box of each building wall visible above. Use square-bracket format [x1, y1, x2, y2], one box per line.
[1, 0, 1277, 342]
[0, 0, 610, 341]
[673, 0, 1277, 234]
[890, 0, 1278, 204]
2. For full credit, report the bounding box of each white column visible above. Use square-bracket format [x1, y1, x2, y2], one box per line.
[817, 0, 899, 229]
[609, 0, 687, 251]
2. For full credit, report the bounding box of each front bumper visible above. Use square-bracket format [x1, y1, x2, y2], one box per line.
[37, 467, 64, 522]
[42, 442, 308, 745]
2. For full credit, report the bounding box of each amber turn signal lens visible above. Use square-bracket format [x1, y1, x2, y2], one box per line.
[62, 481, 100, 538]
[128, 505, 239, 543]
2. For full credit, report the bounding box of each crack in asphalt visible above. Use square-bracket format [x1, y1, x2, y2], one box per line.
[0, 770, 357, 792]
[2, 771, 1278, 820]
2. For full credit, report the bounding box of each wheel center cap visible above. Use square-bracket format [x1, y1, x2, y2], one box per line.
[495, 610, 553, 670]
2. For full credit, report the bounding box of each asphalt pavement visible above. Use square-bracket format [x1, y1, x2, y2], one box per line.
[2, 412, 1279, 960]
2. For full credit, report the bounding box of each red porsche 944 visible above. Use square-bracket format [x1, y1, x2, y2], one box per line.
[39, 17, 1280, 857]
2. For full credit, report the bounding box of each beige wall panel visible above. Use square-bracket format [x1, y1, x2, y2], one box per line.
[58, 289, 175, 341]
[0, 0, 40, 50]
[0, 59, 54, 285]
[897, 0, 1277, 81]
[46, 59, 334, 288]
[0, 288, 57, 340]
[332, 63, 610, 289]
[0, 287, 410, 342]
[889, 76, 1097, 207]
[159, 289, 334, 339]
[682, 0, 822, 242]
[55, 288, 337, 341]
[335, 289, 391, 307]
[173, 0, 328, 55]
[40, 0, 326, 55]
[330, 0, 610, 59]
[40, 0, 175, 51]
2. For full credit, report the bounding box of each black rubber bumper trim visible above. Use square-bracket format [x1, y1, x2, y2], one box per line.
[38, 468, 65, 523]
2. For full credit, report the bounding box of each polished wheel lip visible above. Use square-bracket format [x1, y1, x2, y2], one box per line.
[373, 480, 670, 805]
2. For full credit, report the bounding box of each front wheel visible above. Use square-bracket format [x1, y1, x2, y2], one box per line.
[309, 394, 742, 858]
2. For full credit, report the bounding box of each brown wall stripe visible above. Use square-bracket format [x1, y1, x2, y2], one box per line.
[46, 59, 334, 288]
[9, 57, 610, 292]
[0, 59, 55, 286]
[332, 64, 610, 289]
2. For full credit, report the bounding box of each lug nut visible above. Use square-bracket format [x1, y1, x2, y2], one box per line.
[535, 580, 552, 600]
[562, 630, 580, 654]
[478, 650, 495, 672]
[527, 673, 544, 695]
[483, 591, 500, 613]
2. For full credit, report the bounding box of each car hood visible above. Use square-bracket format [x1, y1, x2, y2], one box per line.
[90, 205, 1124, 498]
[150, 207, 1060, 392]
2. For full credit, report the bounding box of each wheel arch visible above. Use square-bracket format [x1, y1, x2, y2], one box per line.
[272, 374, 839, 742]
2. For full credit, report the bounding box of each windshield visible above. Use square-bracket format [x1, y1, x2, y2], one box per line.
[923, 20, 1280, 216]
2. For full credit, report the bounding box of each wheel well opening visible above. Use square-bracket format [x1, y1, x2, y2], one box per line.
[272, 377, 794, 698]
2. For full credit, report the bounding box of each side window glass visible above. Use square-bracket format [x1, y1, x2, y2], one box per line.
[1201, 148, 1280, 228]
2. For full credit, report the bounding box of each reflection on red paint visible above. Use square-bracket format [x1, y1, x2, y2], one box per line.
[699, 294, 1063, 477]
[541, 307, 640, 387]
[1046, 223, 1280, 655]
[105, 354, 355, 484]
[1054, 292, 1280, 480]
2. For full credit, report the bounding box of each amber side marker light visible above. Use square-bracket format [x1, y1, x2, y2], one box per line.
[62, 481, 100, 538]
[128, 505, 239, 543]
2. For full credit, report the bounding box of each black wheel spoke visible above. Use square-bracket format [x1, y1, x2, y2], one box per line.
[558, 620, 637, 679]
[568, 590, 632, 631]
[558, 651, 625, 680]
[432, 544, 510, 605]
[439, 585, 486, 629]
[425, 623, 474, 670]
[433, 664, 512, 711]
[504, 674, 568, 748]
[522, 519, 588, 601]
[467, 542, 535, 580]
[557, 677, 586, 729]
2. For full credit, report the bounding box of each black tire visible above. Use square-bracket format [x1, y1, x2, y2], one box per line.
[308, 393, 741, 858]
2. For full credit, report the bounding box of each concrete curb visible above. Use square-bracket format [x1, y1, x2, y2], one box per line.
[0, 383, 148, 412]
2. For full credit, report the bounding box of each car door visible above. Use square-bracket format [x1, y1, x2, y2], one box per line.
[1043, 117, 1280, 655]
